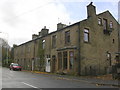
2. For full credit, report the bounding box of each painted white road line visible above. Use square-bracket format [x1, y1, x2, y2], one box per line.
[21, 82, 38, 88]
[6, 76, 12, 79]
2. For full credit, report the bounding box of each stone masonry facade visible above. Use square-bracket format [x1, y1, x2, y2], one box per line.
[14, 2, 120, 76]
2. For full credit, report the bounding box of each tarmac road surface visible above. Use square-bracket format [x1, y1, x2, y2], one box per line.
[2, 67, 118, 89]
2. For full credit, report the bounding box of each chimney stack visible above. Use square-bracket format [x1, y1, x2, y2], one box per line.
[32, 34, 38, 40]
[57, 23, 67, 30]
[87, 2, 96, 18]
[40, 26, 49, 37]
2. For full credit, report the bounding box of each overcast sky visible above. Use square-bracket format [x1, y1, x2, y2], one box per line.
[0, 0, 119, 47]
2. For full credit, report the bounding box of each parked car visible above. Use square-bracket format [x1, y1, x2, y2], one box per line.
[9, 63, 22, 71]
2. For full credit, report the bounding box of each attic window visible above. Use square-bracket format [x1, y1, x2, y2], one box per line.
[103, 19, 108, 30]
[110, 21, 113, 28]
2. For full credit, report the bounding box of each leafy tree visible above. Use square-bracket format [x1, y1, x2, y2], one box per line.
[37, 40, 45, 71]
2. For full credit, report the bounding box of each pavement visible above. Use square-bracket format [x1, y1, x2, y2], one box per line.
[23, 70, 120, 88]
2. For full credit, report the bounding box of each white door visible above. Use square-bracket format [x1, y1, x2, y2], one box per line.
[46, 58, 50, 72]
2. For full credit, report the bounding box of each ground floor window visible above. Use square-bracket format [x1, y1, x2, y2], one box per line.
[58, 52, 62, 70]
[69, 51, 74, 69]
[63, 51, 68, 69]
[57, 50, 74, 70]
[17, 59, 19, 63]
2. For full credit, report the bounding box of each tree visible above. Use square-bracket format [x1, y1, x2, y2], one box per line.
[37, 40, 45, 71]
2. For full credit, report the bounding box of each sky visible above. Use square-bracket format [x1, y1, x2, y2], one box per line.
[0, 0, 119, 47]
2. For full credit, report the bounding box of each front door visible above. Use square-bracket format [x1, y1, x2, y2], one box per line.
[46, 58, 51, 72]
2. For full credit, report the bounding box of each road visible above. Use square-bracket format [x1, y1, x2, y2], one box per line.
[0, 66, 2, 90]
[2, 67, 118, 89]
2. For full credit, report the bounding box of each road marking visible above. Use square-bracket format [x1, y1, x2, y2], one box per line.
[21, 82, 38, 88]
[7, 76, 12, 79]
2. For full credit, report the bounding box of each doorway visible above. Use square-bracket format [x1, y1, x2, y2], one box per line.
[52, 55, 56, 72]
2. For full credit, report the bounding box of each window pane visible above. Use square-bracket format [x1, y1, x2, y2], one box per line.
[110, 21, 113, 28]
[103, 19, 107, 30]
[84, 29, 89, 42]
[63, 51, 67, 69]
[84, 29, 88, 33]
[98, 18, 102, 25]
[52, 35, 56, 48]
[84, 33, 88, 42]
[65, 31, 70, 44]
[43, 40, 45, 43]
[42, 40, 45, 49]
[58, 52, 62, 70]
[69, 51, 74, 69]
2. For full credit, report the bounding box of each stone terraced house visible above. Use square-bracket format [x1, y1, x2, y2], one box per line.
[14, 2, 120, 76]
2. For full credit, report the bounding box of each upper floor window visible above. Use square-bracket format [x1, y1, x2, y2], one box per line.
[65, 31, 70, 44]
[110, 21, 113, 28]
[103, 19, 108, 30]
[16, 50, 18, 56]
[27, 46, 30, 53]
[84, 29, 89, 42]
[21, 49, 24, 55]
[42, 40, 45, 49]
[98, 18, 102, 25]
[47, 54, 51, 58]
[52, 35, 57, 48]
